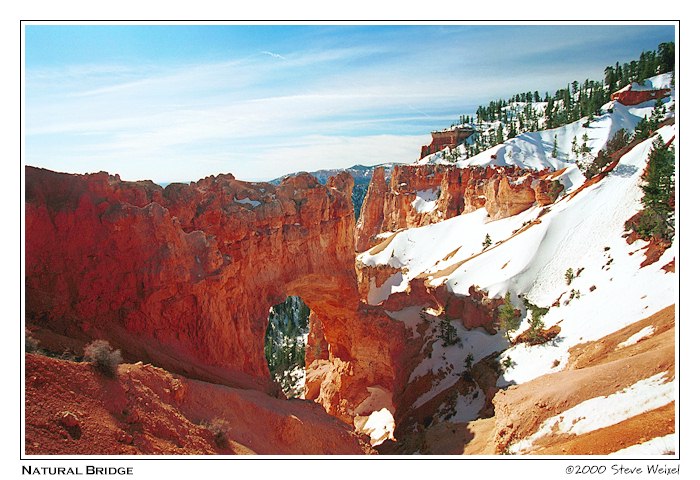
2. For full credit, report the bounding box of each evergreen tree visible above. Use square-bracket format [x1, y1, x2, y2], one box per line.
[634, 115, 651, 140]
[565, 267, 574, 285]
[264, 296, 311, 398]
[650, 98, 666, 130]
[604, 65, 616, 94]
[640, 137, 675, 239]
[545, 98, 555, 129]
[580, 132, 591, 156]
[439, 317, 459, 347]
[482, 233, 492, 250]
[571, 136, 579, 157]
[507, 122, 516, 139]
[498, 292, 520, 342]
[657, 42, 675, 74]
[552, 134, 558, 158]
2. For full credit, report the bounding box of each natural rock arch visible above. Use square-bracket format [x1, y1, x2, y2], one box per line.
[25, 166, 409, 421]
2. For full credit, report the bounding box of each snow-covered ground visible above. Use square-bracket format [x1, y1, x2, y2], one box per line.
[417, 73, 674, 172]
[509, 373, 675, 454]
[611, 434, 677, 456]
[356, 74, 676, 448]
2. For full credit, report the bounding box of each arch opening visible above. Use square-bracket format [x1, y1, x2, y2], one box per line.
[264, 296, 311, 398]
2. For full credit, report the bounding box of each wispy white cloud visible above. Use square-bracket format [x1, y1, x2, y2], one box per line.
[260, 50, 286, 60]
[24, 25, 674, 182]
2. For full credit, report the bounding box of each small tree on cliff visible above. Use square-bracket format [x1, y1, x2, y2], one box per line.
[523, 297, 550, 344]
[439, 317, 459, 347]
[482, 233, 492, 251]
[498, 292, 520, 343]
[565, 267, 575, 285]
[629, 137, 675, 241]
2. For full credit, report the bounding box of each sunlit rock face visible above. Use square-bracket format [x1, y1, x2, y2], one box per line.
[355, 164, 564, 252]
[25, 167, 410, 412]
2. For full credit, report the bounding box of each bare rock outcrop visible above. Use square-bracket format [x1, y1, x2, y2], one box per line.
[25, 166, 410, 423]
[355, 164, 564, 251]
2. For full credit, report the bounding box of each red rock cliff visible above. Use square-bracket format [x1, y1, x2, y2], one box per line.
[355, 164, 563, 251]
[420, 127, 474, 158]
[25, 166, 411, 422]
[611, 86, 671, 106]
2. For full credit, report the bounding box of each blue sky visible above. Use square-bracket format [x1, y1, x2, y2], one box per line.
[24, 24, 675, 182]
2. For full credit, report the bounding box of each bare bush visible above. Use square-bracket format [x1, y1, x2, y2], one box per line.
[83, 340, 122, 377]
[203, 418, 230, 449]
[25, 329, 40, 353]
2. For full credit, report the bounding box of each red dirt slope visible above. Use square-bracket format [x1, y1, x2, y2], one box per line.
[25, 353, 374, 455]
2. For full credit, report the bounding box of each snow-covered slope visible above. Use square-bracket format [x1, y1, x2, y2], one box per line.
[417, 73, 674, 172]
[359, 75, 676, 454]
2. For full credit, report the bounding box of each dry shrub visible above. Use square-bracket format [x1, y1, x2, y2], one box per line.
[83, 340, 122, 377]
[203, 418, 230, 449]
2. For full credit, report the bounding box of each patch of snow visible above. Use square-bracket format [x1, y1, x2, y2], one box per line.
[629, 73, 674, 92]
[354, 408, 396, 447]
[385, 306, 424, 338]
[617, 325, 655, 349]
[415, 90, 672, 175]
[450, 388, 486, 423]
[234, 197, 261, 207]
[361, 89, 676, 415]
[611, 434, 677, 456]
[355, 385, 395, 416]
[285, 365, 306, 398]
[366, 272, 406, 306]
[497, 341, 568, 388]
[408, 310, 507, 408]
[509, 372, 675, 454]
[412, 188, 440, 213]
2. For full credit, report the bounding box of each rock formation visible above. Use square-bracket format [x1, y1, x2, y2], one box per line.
[611, 85, 671, 106]
[420, 127, 474, 158]
[25, 166, 410, 423]
[355, 164, 565, 251]
[25, 153, 674, 456]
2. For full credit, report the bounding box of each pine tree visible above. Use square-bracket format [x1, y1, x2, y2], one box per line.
[657, 42, 675, 74]
[635, 115, 651, 140]
[482, 233, 492, 250]
[650, 98, 666, 130]
[439, 317, 459, 347]
[565, 267, 574, 285]
[498, 292, 520, 342]
[580, 133, 591, 156]
[496, 124, 504, 144]
[552, 134, 558, 158]
[604, 66, 616, 95]
[637, 137, 675, 240]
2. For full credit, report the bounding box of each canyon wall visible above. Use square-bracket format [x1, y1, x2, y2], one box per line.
[25, 162, 564, 433]
[25, 167, 411, 420]
[355, 164, 563, 252]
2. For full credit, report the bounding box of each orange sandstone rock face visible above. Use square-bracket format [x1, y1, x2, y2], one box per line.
[484, 174, 536, 220]
[355, 164, 564, 251]
[355, 167, 389, 252]
[25, 166, 409, 422]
